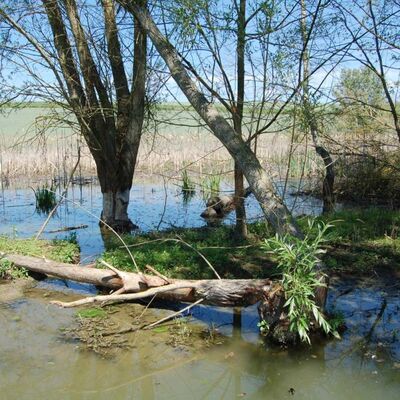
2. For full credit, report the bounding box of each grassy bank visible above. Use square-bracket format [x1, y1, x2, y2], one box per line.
[0, 236, 80, 279]
[101, 208, 400, 279]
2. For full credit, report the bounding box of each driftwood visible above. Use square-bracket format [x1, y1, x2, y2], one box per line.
[201, 187, 252, 219]
[2, 253, 278, 308]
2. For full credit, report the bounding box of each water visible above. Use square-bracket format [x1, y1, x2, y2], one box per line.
[0, 180, 399, 399]
[0, 179, 322, 262]
[0, 276, 399, 400]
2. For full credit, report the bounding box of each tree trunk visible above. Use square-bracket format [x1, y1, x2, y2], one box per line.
[300, 0, 335, 214]
[119, 1, 302, 238]
[43, 0, 146, 233]
[233, 0, 248, 239]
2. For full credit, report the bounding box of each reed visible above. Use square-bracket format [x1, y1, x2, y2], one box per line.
[200, 174, 221, 202]
[33, 185, 57, 214]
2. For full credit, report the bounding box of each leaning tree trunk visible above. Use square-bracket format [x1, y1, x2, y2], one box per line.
[119, 1, 302, 239]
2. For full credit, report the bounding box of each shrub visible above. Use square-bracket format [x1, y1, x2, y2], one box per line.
[263, 220, 339, 343]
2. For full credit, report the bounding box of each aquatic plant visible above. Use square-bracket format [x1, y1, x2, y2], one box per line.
[76, 308, 107, 319]
[200, 174, 221, 202]
[263, 220, 339, 344]
[181, 169, 196, 203]
[33, 185, 57, 214]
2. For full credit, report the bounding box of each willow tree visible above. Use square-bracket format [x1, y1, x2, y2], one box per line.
[117, 0, 302, 238]
[0, 0, 147, 231]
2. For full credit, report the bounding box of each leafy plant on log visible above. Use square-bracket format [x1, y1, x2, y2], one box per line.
[263, 220, 339, 343]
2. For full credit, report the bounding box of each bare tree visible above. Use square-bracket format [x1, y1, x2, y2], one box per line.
[0, 0, 147, 231]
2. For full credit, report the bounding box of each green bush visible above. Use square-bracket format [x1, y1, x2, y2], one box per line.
[263, 220, 339, 343]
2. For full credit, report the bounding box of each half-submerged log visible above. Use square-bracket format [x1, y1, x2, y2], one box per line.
[3, 254, 279, 308]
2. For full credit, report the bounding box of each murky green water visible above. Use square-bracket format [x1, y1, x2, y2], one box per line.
[1, 276, 399, 400]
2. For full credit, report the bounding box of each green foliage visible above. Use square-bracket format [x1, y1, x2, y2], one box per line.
[181, 169, 196, 203]
[0, 258, 28, 279]
[0, 236, 80, 265]
[257, 319, 270, 336]
[34, 185, 57, 214]
[334, 67, 386, 109]
[76, 308, 107, 319]
[101, 225, 275, 280]
[200, 174, 221, 202]
[334, 152, 400, 205]
[301, 208, 400, 243]
[263, 221, 338, 344]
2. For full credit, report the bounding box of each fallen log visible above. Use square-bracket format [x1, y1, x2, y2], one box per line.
[2, 253, 278, 308]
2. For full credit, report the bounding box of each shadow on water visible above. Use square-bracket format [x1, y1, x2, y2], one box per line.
[0, 179, 399, 399]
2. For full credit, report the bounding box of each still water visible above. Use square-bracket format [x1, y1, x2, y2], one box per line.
[0, 181, 399, 399]
[0, 179, 322, 262]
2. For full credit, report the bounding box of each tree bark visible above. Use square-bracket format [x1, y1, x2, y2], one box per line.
[117, 1, 302, 238]
[233, 0, 248, 239]
[41, 0, 147, 232]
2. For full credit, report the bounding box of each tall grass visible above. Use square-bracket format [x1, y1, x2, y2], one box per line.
[181, 169, 196, 203]
[200, 174, 221, 202]
[33, 185, 57, 214]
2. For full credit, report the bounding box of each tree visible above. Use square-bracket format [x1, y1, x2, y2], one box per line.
[117, 0, 302, 238]
[300, 0, 335, 213]
[0, 0, 147, 231]
[333, 0, 400, 141]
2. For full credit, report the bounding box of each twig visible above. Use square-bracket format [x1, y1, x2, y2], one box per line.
[102, 298, 204, 336]
[143, 298, 204, 330]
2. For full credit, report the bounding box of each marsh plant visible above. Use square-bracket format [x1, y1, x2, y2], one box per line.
[200, 174, 221, 202]
[263, 220, 339, 344]
[181, 169, 196, 203]
[34, 185, 57, 214]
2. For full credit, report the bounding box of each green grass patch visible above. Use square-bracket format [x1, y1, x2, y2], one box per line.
[101, 208, 400, 279]
[76, 308, 107, 319]
[0, 236, 80, 279]
[298, 208, 400, 274]
[101, 225, 277, 280]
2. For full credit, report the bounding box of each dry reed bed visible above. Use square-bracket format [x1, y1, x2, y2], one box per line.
[0, 107, 328, 186]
